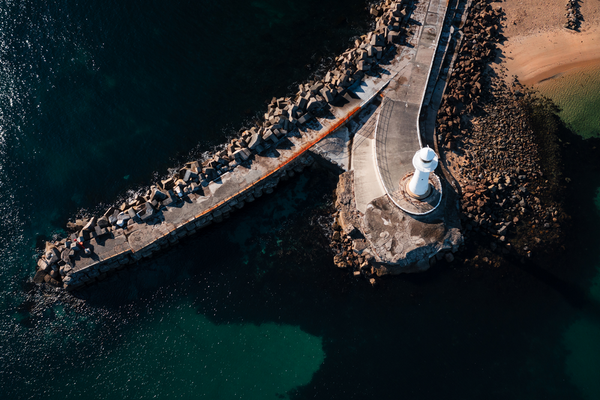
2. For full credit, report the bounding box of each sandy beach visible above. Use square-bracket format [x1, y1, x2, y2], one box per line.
[495, 0, 600, 85]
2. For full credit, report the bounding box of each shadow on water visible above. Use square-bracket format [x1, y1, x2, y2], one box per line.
[18, 106, 598, 400]
[69, 164, 342, 309]
[17, 157, 591, 400]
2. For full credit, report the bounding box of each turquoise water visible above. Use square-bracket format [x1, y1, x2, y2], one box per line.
[538, 64, 600, 400]
[563, 184, 600, 400]
[46, 303, 325, 399]
[1, 1, 600, 399]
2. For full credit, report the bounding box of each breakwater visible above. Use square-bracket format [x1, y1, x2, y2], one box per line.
[35, 0, 425, 290]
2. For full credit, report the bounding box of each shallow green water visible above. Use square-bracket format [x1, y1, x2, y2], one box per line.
[536, 65, 600, 139]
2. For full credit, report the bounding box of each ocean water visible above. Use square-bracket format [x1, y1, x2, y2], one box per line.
[535, 63, 600, 400]
[2, 1, 600, 399]
[535, 64, 600, 139]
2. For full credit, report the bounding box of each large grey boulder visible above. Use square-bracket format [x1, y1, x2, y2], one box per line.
[97, 216, 111, 229]
[82, 217, 97, 232]
[248, 132, 264, 150]
[151, 188, 168, 202]
[233, 148, 251, 162]
[161, 177, 175, 190]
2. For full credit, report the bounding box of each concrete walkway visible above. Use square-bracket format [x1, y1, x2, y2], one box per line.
[351, 104, 386, 213]
[374, 0, 448, 213]
[352, 0, 448, 214]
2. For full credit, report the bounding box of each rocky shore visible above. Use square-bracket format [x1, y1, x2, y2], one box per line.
[328, 0, 570, 280]
[34, 0, 419, 290]
[436, 1, 568, 266]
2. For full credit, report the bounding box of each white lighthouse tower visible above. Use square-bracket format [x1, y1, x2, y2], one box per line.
[407, 146, 438, 199]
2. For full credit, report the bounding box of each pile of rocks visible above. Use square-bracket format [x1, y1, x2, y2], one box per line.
[127, 0, 415, 224]
[88, 0, 413, 230]
[436, 1, 566, 261]
[448, 82, 565, 259]
[564, 0, 582, 30]
[39, 154, 317, 290]
[330, 173, 375, 277]
[436, 1, 502, 143]
[331, 217, 373, 273]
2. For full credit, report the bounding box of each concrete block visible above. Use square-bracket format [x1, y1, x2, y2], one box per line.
[309, 82, 324, 94]
[97, 216, 110, 229]
[103, 206, 116, 218]
[185, 160, 200, 173]
[297, 113, 312, 124]
[357, 61, 370, 71]
[320, 87, 334, 103]
[296, 96, 308, 111]
[183, 169, 198, 182]
[290, 105, 300, 119]
[387, 31, 401, 44]
[241, 148, 252, 159]
[161, 177, 175, 190]
[307, 98, 321, 113]
[263, 130, 278, 144]
[82, 217, 96, 232]
[189, 182, 201, 194]
[94, 225, 109, 238]
[233, 148, 250, 162]
[151, 188, 168, 202]
[185, 223, 196, 232]
[204, 167, 218, 181]
[174, 186, 184, 198]
[140, 203, 155, 221]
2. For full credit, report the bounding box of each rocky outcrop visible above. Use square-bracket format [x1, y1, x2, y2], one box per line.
[564, 0, 582, 30]
[437, 0, 567, 262]
[331, 171, 462, 278]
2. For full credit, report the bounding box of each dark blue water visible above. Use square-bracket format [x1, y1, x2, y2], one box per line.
[1, 1, 600, 399]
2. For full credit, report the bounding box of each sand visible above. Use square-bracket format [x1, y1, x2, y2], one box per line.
[494, 0, 600, 85]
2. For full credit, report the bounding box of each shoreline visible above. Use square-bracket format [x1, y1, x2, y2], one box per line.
[499, 25, 600, 85]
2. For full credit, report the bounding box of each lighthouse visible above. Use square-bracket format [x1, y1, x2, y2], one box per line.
[407, 146, 438, 199]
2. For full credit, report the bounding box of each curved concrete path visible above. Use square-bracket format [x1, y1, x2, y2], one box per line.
[374, 0, 448, 214]
[350, 0, 448, 214]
